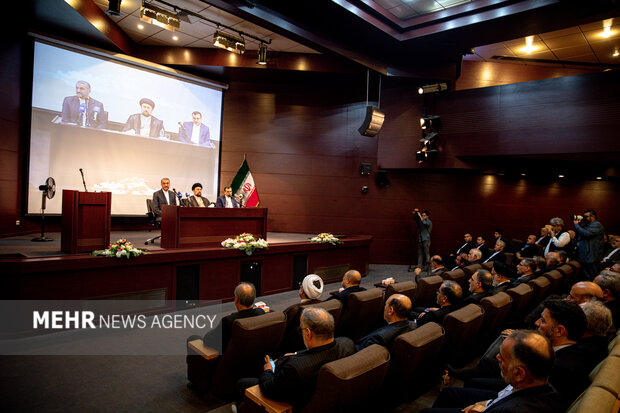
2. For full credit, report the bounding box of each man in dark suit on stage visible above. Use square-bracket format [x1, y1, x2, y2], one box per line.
[188, 183, 210, 207]
[237, 307, 355, 411]
[216, 186, 239, 208]
[61, 80, 106, 128]
[325, 269, 366, 310]
[422, 330, 562, 413]
[152, 177, 177, 218]
[179, 111, 214, 147]
[122, 98, 165, 137]
[356, 294, 415, 351]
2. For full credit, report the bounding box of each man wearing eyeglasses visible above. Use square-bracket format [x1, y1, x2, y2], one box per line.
[573, 209, 605, 281]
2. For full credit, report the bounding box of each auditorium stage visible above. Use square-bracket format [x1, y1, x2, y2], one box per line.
[1, 231, 373, 303]
[0, 231, 317, 258]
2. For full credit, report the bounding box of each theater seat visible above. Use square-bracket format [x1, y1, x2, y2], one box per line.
[503, 252, 515, 267]
[542, 270, 563, 294]
[481, 262, 493, 271]
[242, 344, 390, 413]
[556, 264, 575, 292]
[442, 269, 466, 290]
[387, 322, 445, 403]
[462, 264, 481, 282]
[278, 300, 343, 355]
[384, 281, 417, 304]
[527, 276, 552, 307]
[187, 311, 286, 400]
[505, 283, 534, 323]
[412, 275, 443, 308]
[336, 288, 384, 341]
[477, 292, 512, 348]
[441, 304, 484, 368]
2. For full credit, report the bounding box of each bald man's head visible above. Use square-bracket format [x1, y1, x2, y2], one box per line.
[567, 282, 603, 304]
[384, 294, 412, 322]
[343, 270, 362, 287]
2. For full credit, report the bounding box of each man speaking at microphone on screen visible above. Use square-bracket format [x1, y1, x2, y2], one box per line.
[61, 80, 106, 128]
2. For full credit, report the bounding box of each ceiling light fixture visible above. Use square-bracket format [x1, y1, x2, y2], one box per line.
[257, 43, 268, 65]
[601, 19, 614, 38]
[520, 36, 537, 54]
[140, 1, 180, 32]
[418, 83, 448, 95]
[214, 30, 245, 55]
[613, 49, 619, 57]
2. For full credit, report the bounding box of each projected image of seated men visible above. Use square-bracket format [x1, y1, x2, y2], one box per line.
[123, 98, 165, 138]
[179, 111, 214, 147]
[61, 80, 106, 128]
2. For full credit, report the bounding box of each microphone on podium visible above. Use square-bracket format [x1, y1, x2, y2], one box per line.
[78, 103, 87, 127]
[79, 168, 88, 192]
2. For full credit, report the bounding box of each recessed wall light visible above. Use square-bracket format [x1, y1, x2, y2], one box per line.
[520, 36, 537, 54]
[172, 35, 178, 41]
[137, 24, 144, 30]
[596, 176, 603, 180]
[613, 49, 619, 57]
[558, 174, 565, 178]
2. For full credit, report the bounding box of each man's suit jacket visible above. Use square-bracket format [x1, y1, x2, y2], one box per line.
[258, 337, 355, 410]
[122, 113, 164, 137]
[477, 244, 491, 260]
[61, 96, 105, 128]
[490, 281, 514, 295]
[455, 241, 476, 255]
[574, 220, 605, 263]
[483, 384, 563, 413]
[602, 248, 620, 264]
[605, 299, 619, 330]
[461, 291, 491, 307]
[188, 195, 210, 207]
[179, 122, 213, 146]
[517, 243, 537, 258]
[413, 304, 457, 327]
[325, 285, 366, 310]
[355, 320, 416, 351]
[484, 251, 506, 264]
[202, 307, 265, 351]
[216, 195, 239, 208]
[152, 189, 177, 217]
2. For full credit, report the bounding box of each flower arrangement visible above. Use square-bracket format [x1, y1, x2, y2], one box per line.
[221, 233, 269, 255]
[309, 233, 343, 246]
[92, 239, 147, 259]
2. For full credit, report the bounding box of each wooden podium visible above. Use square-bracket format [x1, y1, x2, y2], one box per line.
[61, 190, 112, 254]
[161, 206, 268, 249]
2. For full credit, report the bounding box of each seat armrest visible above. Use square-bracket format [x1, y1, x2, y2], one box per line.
[244, 384, 293, 413]
[187, 339, 219, 360]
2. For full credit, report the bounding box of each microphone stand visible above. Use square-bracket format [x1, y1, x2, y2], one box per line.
[79, 168, 88, 191]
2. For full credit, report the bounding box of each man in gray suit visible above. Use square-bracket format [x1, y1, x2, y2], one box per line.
[188, 183, 210, 207]
[152, 177, 177, 218]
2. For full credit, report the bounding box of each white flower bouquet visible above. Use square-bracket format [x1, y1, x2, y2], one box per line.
[92, 239, 147, 259]
[221, 232, 269, 255]
[309, 232, 343, 246]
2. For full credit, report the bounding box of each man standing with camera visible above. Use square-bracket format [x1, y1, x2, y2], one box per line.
[573, 209, 605, 281]
[414, 209, 433, 272]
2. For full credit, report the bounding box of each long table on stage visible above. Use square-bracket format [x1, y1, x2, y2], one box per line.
[3, 235, 372, 306]
[161, 206, 267, 249]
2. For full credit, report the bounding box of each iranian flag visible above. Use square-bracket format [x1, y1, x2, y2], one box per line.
[230, 156, 260, 207]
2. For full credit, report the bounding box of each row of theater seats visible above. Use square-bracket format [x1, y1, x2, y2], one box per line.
[188, 260, 614, 412]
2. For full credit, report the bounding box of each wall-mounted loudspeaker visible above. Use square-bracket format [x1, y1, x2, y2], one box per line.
[376, 169, 390, 188]
[358, 106, 385, 137]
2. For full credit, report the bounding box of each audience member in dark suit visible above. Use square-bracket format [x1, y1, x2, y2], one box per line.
[515, 258, 537, 284]
[422, 330, 562, 413]
[489, 262, 516, 294]
[216, 186, 239, 208]
[577, 300, 612, 367]
[122, 98, 165, 137]
[178, 111, 214, 147]
[475, 235, 491, 260]
[61, 80, 106, 128]
[189, 282, 265, 352]
[594, 270, 619, 330]
[600, 235, 620, 266]
[461, 269, 493, 306]
[516, 235, 538, 259]
[413, 255, 447, 282]
[467, 248, 484, 265]
[573, 209, 605, 281]
[450, 252, 469, 271]
[152, 177, 177, 218]
[325, 269, 365, 310]
[410, 280, 462, 327]
[483, 240, 507, 264]
[356, 294, 415, 351]
[446, 233, 476, 267]
[188, 182, 210, 207]
[494, 229, 513, 253]
[237, 307, 355, 411]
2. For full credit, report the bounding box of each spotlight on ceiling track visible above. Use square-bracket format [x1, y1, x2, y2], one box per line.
[106, 0, 123, 17]
[140, 1, 180, 32]
[420, 115, 441, 130]
[418, 83, 448, 95]
[416, 149, 438, 163]
[214, 30, 245, 55]
[257, 43, 268, 65]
